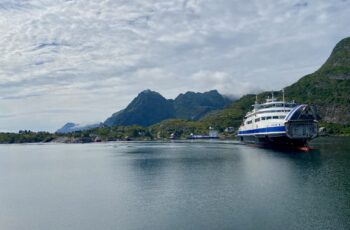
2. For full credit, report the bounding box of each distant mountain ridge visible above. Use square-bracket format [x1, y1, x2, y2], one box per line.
[56, 122, 101, 134]
[56, 89, 232, 133]
[174, 90, 232, 120]
[104, 89, 232, 127]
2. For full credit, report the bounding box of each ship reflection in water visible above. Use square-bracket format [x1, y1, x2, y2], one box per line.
[0, 138, 349, 230]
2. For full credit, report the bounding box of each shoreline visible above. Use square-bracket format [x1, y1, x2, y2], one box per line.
[0, 135, 349, 145]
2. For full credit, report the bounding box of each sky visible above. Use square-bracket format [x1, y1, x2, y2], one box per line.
[0, 0, 349, 132]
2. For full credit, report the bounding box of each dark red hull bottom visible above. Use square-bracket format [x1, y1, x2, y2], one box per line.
[238, 135, 312, 152]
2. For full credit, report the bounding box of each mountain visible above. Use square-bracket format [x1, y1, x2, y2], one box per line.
[104, 89, 232, 127]
[174, 90, 232, 120]
[104, 90, 175, 127]
[56, 122, 101, 134]
[201, 37, 350, 129]
[317, 37, 350, 80]
[284, 37, 350, 124]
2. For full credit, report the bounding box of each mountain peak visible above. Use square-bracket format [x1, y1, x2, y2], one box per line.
[136, 89, 165, 100]
[104, 90, 174, 127]
[318, 37, 350, 80]
[206, 89, 219, 94]
[283, 36, 350, 124]
[140, 89, 157, 94]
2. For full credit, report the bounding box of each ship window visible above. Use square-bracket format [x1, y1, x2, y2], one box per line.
[255, 118, 260, 122]
[261, 117, 266, 120]
[257, 109, 292, 114]
[266, 116, 272, 120]
[279, 116, 286, 119]
[247, 120, 252, 124]
[273, 116, 279, 119]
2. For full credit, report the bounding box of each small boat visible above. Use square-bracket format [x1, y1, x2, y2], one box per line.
[187, 127, 219, 139]
[237, 91, 318, 150]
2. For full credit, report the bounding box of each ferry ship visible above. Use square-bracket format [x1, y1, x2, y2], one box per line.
[237, 92, 318, 150]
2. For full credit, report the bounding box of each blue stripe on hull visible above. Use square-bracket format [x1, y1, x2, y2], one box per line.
[238, 126, 286, 135]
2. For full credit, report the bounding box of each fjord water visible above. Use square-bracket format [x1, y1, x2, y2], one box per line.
[0, 138, 349, 230]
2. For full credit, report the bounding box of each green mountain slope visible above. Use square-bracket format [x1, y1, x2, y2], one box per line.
[201, 37, 350, 130]
[104, 89, 231, 127]
[285, 37, 350, 124]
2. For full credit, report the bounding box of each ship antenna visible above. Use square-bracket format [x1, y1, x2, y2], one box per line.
[282, 88, 285, 109]
[271, 91, 274, 101]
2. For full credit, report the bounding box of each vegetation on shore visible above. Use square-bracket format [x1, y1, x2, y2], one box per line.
[1, 120, 349, 144]
[0, 126, 151, 144]
[0, 131, 56, 144]
[0, 119, 235, 144]
[319, 123, 350, 136]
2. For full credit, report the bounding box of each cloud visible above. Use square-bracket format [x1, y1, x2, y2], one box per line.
[0, 0, 349, 131]
[189, 70, 261, 97]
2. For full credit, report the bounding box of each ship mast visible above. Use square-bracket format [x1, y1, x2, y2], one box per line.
[254, 94, 259, 111]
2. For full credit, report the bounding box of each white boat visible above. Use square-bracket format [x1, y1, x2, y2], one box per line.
[237, 92, 318, 149]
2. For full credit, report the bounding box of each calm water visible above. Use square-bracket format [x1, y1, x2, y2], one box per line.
[0, 137, 349, 230]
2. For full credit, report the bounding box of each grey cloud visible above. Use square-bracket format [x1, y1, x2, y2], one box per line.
[294, 1, 308, 8]
[0, 0, 349, 131]
[0, 93, 42, 100]
[0, 114, 15, 118]
[0, 1, 33, 11]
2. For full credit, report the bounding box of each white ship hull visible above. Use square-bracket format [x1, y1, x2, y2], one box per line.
[237, 96, 318, 149]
